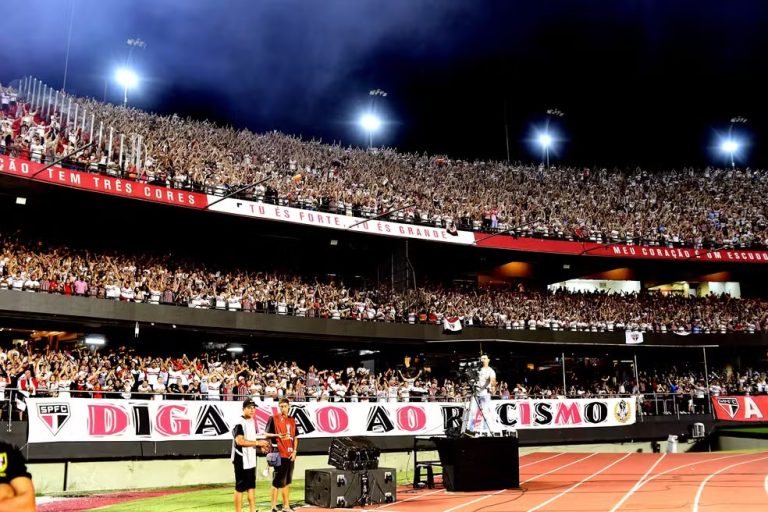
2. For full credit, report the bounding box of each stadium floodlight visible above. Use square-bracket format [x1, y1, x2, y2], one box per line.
[535, 132, 555, 168]
[360, 114, 382, 132]
[720, 139, 740, 168]
[721, 140, 738, 154]
[360, 113, 382, 148]
[115, 68, 139, 107]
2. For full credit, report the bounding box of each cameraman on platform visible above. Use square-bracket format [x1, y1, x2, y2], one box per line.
[467, 354, 499, 435]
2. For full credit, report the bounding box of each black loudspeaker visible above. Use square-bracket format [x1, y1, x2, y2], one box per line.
[433, 436, 520, 491]
[305, 468, 396, 508]
[328, 436, 380, 471]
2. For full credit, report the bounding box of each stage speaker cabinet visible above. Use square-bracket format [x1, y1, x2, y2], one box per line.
[433, 436, 520, 491]
[328, 436, 380, 471]
[305, 468, 396, 508]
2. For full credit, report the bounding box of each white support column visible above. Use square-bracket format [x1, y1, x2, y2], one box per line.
[107, 127, 114, 165]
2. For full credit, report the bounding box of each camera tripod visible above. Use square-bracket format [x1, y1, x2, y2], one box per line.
[459, 387, 497, 436]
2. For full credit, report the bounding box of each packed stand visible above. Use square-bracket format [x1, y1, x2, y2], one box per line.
[1, 342, 766, 422]
[1, 234, 768, 334]
[3, 81, 768, 249]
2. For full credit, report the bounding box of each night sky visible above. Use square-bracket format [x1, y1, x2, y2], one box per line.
[3, 0, 768, 168]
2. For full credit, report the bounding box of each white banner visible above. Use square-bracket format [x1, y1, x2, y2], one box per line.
[206, 197, 475, 245]
[26, 397, 635, 443]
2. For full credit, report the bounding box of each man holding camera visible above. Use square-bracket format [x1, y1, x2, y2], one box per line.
[467, 354, 498, 435]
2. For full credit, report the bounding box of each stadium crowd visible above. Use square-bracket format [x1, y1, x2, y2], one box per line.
[1, 235, 767, 334]
[0, 342, 766, 421]
[2, 83, 768, 249]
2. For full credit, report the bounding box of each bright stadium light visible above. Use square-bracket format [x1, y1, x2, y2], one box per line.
[532, 108, 565, 168]
[115, 68, 138, 89]
[718, 116, 748, 168]
[720, 139, 740, 168]
[360, 114, 382, 132]
[115, 68, 139, 107]
[721, 140, 738, 154]
[360, 113, 382, 148]
[534, 131, 556, 168]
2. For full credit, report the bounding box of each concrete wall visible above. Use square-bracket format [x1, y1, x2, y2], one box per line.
[28, 441, 696, 494]
[28, 453, 417, 494]
[717, 435, 768, 452]
[3, 289, 766, 346]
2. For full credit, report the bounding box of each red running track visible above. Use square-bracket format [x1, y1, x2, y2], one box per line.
[302, 451, 768, 512]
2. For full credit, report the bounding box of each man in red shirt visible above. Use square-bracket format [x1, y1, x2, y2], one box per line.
[266, 398, 298, 512]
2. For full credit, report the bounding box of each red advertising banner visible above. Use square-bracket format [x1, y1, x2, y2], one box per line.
[711, 395, 768, 422]
[474, 233, 768, 263]
[0, 155, 208, 209]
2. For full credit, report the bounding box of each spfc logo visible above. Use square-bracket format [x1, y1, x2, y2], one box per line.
[716, 398, 740, 419]
[38, 403, 71, 436]
[625, 331, 644, 345]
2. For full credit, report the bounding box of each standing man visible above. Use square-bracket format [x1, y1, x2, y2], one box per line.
[0, 441, 36, 512]
[467, 354, 498, 434]
[266, 398, 298, 512]
[232, 398, 269, 512]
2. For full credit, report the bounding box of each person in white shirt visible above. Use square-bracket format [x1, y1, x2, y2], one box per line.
[231, 398, 269, 512]
[466, 354, 499, 434]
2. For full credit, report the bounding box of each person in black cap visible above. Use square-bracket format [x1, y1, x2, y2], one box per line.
[231, 398, 269, 512]
[0, 441, 36, 512]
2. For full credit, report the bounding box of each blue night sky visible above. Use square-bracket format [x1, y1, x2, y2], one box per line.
[3, 0, 768, 167]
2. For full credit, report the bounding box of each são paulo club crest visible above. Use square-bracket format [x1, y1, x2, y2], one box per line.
[613, 399, 632, 423]
[37, 403, 71, 436]
[715, 398, 740, 419]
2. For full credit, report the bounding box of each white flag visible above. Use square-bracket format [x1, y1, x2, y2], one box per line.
[443, 316, 463, 333]
[625, 331, 644, 344]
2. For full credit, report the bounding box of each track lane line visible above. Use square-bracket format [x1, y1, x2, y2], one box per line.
[368, 452, 569, 510]
[520, 452, 568, 468]
[526, 453, 632, 512]
[522, 453, 599, 484]
[692, 455, 768, 512]
[609, 450, 757, 511]
[369, 488, 445, 510]
[607, 453, 667, 512]
[441, 489, 507, 512]
[440, 453, 598, 512]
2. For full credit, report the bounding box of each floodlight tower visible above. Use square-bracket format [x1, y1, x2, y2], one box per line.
[540, 108, 564, 168]
[115, 68, 139, 108]
[116, 38, 146, 107]
[723, 116, 747, 168]
[365, 89, 387, 148]
[538, 133, 553, 168]
[536, 108, 565, 169]
[360, 114, 382, 148]
[126, 38, 147, 63]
